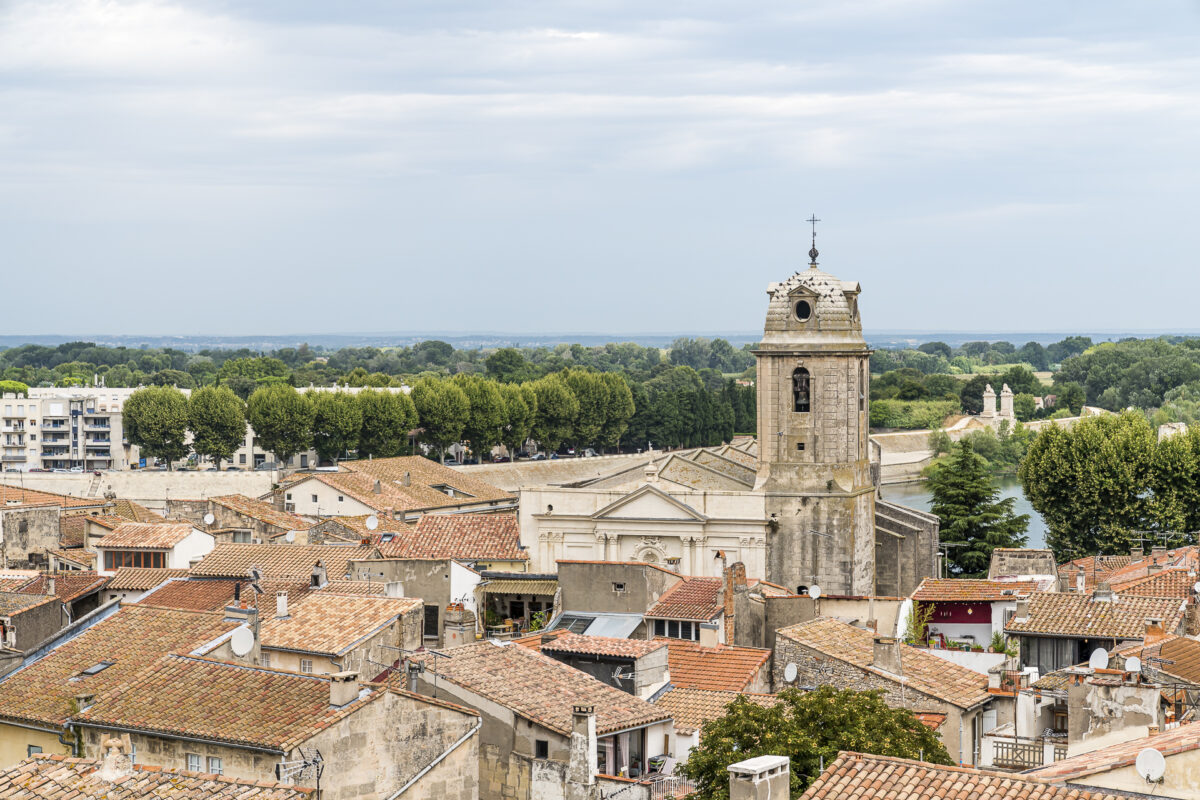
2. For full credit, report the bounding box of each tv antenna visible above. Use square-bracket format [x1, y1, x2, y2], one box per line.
[380, 645, 450, 698]
[611, 666, 634, 688]
[246, 567, 264, 597]
[275, 747, 323, 791]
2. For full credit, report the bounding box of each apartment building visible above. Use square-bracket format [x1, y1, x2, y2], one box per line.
[2, 390, 131, 472]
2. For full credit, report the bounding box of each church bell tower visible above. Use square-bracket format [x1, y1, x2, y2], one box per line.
[754, 224, 875, 595]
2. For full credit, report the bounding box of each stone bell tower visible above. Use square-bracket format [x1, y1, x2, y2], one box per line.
[753, 228, 875, 595]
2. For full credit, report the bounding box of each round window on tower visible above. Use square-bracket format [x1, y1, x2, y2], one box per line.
[795, 300, 812, 321]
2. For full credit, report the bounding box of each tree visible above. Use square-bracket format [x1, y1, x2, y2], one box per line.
[1013, 393, 1036, 421]
[563, 369, 609, 449]
[0, 380, 28, 397]
[453, 375, 506, 460]
[530, 373, 579, 454]
[357, 389, 418, 458]
[498, 382, 537, 458]
[917, 341, 952, 359]
[188, 386, 246, 469]
[678, 686, 951, 799]
[411, 377, 470, 461]
[928, 439, 1029, 577]
[247, 383, 314, 467]
[307, 391, 362, 463]
[124, 387, 190, 469]
[485, 348, 534, 383]
[599, 373, 635, 451]
[1054, 382, 1086, 415]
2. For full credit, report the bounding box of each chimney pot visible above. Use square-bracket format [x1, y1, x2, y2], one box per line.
[276, 591, 288, 619]
[1131, 546, 1143, 560]
[373, 479, 382, 494]
[402, 472, 411, 487]
[568, 706, 597, 787]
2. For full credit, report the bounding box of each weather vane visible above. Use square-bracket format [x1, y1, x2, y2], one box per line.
[807, 213, 820, 266]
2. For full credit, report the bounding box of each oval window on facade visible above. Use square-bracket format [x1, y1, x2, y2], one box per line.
[795, 300, 812, 321]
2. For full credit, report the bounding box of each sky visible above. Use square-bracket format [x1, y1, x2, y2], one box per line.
[3, 0, 1200, 337]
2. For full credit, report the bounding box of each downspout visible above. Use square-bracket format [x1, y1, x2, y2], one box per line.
[385, 718, 481, 800]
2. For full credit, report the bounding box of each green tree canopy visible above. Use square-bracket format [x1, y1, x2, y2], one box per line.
[485, 348, 535, 383]
[0, 380, 29, 397]
[187, 386, 246, 469]
[599, 373, 635, 450]
[928, 439, 1029, 577]
[530, 373, 579, 453]
[452, 375, 506, 460]
[124, 387, 190, 469]
[247, 383, 314, 467]
[307, 391, 363, 463]
[357, 389, 418, 458]
[562, 368, 609, 449]
[411, 377, 470, 461]
[498, 383, 537, 458]
[678, 686, 951, 799]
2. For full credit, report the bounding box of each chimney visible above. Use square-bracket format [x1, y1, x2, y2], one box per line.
[699, 622, 721, 648]
[1152, 545, 1167, 558]
[74, 692, 96, 712]
[567, 706, 597, 793]
[1131, 546, 1143, 560]
[406, 661, 423, 692]
[1014, 599, 1030, 620]
[233, 582, 241, 603]
[872, 636, 903, 676]
[1092, 582, 1114, 602]
[97, 735, 135, 782]
[329, 671, 360, 707]
[276, 591, 289, 619]
[1076, 569, 1085, 593]
[402, 472, 411, 487]
[443, 605, 477, 649]
[311, 561, 327, 588]
[385, 581, 404, 598]
[1147, 562, 1163, 575]
[45, 576, 55, 597]
[1145, 618, 1166, 644]
[373, 479, 383, 494]
[728, 755, 790, 800]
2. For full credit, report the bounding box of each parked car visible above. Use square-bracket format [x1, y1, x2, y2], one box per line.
[443, 458, 459, 466]
[583, 448, 597, 458]
[225, 466, 242, 471]
[529, 453, 547, 461]
[493, 456, 511, 463]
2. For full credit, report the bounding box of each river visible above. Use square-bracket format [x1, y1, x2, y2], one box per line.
[880, 475, 1048, 550]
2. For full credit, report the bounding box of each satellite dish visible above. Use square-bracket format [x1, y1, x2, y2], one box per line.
[784, 663, 798, 683]
[230, 626, 254, 657]
[1088, 648, 1110, 670]
[808, 585, 822, 600]
[1135, 747, 1166, 783]
[365, 515, 379, 531]
[1127, 656, 1142, 674]
[285, 530, 295, 543]
[203, 512, 215, 525]
[1193, 581, 1200, 594]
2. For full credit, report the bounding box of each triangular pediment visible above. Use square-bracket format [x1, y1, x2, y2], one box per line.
[592, 485, 707, 522]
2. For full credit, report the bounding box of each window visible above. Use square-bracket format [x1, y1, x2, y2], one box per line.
[796, 442, 805, 451]
[27, 745, 41, 757]
[260, 652, 271, 668]
[80, 661, 114, 676]
[311, 494, 318, 503]
[239, 454, 246, 464]
[424, 605, 440, 638]
[129, 743, 136, 765]
[207, 756, 223, 776]
[300, 659, 313, 674]
[535, 739, 549, 759]
[654, 619, 666, 637]
[338, 495, 344, 502]
[792, 368, 810, 413]
[232, 531, 251, 543]
[187, 753, 201, 772]
[285, 493, 292, 500]
[795, 300, 812, 321]
[858, 363, 865, 412]
[612, 582, 626, 593]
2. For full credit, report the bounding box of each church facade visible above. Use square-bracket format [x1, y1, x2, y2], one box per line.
[517, 251, 938, 597]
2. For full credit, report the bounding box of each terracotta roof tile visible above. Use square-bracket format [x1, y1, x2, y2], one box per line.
[190, 543, 377, 580]
[912, 578, 1039, 603]
[289, 456, 513, 515]
[58, 516, 87, 547]
[0, 592, 57, 616]
[1005, 592, 1186, 639]
[19, 572, 108, 603]
[380, 512, 526, 561]
[0, 484, 107, 509]
[96, 522, 196, 550]
[315, 579, 387, 596]
[110, 499, 166, 523]
[1057, 555, 1132, 592]
[777, 618, 990, 709]
[0, 754, 315, 799]
[651, 687, 778, 735]
[105, 568, 189, 591]
[139, 578, 313, 613]
[541, 632, 667, 659]
[1139, 637, 1200, 684]
[49, 549, 95, 568]
[800, 752, 1129, 800]
[210, 495, 310, 531]
[1026, 721, 1200, 781]
[659, 639, 770, 692]
[1110, 568, 1197, 599]
[411, 640, 670, 736]
[647, 578, 723, 622]
[259, 593, 419, 657]
[0, 605, 235, 727]
[1103, 546, 1199, 586]
[74, 655, 379, 751]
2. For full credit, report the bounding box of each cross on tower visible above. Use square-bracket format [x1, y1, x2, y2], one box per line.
[806, 213, 821, 266]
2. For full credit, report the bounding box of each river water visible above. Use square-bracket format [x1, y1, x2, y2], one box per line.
[880, 475, 1048, 550]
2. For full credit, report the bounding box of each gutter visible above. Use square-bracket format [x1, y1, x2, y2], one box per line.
[386, 718, 481, 799]
[70, 720, 285, 755]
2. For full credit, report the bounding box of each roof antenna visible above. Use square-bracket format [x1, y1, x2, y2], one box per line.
[807, 213, 821, 267]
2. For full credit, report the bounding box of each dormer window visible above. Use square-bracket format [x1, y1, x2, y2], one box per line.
[795, 300, 812, 321]
[792, 368, 811, 413]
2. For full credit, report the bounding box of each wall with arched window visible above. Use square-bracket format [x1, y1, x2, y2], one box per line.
[792, 367, 810, 413]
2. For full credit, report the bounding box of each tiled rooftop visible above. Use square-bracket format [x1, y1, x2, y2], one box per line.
[105, 568, 189, 591]
[777, 618, 990, 709]
[0, 754, 315, 799]
[314, 579, 387, 596]
[74, 655, 378, 751]
[1026, 721, 1200, 781]
[190, 543, 377, 579]
[659, 639, 770, 693]
[210, 494, 310, 531]
[19, 572, 109, 603]
[96, 522, 196, 550]
[410, 640, 670, 736]
[540, 632, 667, 659]
[139, 577, 314, 613]
[0, 592, 57, 616]
[651, 687, 778, 735]
[646, 578, 723, 622]
[799, 752, 1129, 800]
[1057, 555, 1131, 592]
[911, 578, 1039, 603]
[381, 512, 526, 561]
[110, 499, 166, 524]
[1110, 568, 1197, 599]
[290, 456, 513, 514]
[1005, 592, 1186, 639]
[0, 484, 107, 509]
[322, 514, 411, 538]
[0, 605, 235, 727]
[259, 592, 420, 657]
[1104, 546, 1199, 586]
[59, 516, 87, 548]
[1140, 637, 1200, 684]
[49, 549, 95, 568]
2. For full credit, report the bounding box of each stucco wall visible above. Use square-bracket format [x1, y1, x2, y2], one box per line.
[557, 562, 679, 618]
[0, 723, 66, 768]
[12, 472, 278, 512]
[0, 505, 59, 568]
[4, 597, 64, 651]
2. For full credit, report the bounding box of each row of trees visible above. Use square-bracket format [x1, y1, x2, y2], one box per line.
[123, 367, 756, 468]
[870, 336, 1094, 376]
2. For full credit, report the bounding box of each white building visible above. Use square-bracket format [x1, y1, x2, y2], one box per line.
[93, 521, 215, 576]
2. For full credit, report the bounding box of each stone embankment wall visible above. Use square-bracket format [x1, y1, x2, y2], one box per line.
[6, 471, 278, 512]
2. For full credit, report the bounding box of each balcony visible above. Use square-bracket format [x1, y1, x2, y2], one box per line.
[84, 451, 111, 460]
[2, 424, 26, 432]
[86, 438, 112, 446]
[84, 421, 111, 430]
[1, 453, 26, 463]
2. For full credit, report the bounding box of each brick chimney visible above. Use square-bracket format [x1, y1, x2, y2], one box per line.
[728, 755, 790, 800]
[1131, 546, 1143, 560]
[329, 671, 360, 707]
[567, 706, 597, 800]
[872, 636, 903, 676]
[722, 562, 746, 643]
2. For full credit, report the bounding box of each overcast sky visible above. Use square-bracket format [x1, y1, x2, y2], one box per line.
[3, 0, 1199, 336]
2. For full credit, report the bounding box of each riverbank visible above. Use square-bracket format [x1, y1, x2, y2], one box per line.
[879, 475, 1048, 550]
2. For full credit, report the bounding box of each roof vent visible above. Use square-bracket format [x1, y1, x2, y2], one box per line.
[373, 480, 382, 494]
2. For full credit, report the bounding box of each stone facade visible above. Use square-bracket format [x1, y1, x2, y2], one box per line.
[0, 504, 60, 568]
